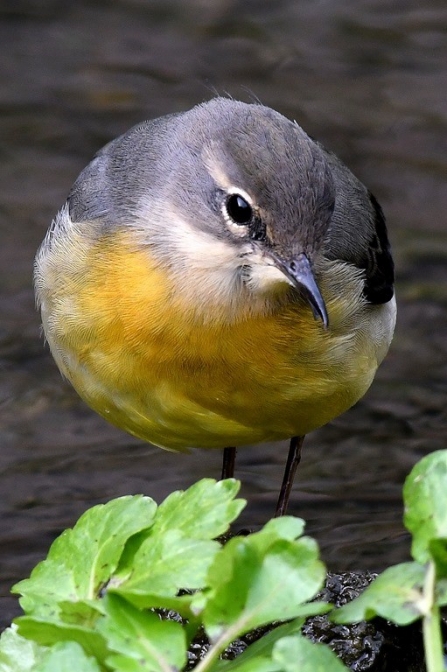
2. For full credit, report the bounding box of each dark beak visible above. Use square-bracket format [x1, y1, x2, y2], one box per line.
[270, 252, 329, 328]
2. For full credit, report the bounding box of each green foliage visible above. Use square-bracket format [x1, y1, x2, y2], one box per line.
[3, 452, 447, 671]
[201, 518, 327, 639]
[3, 478, 334, 672]
[99, 594, 187, 671]
[0, 625, 46, 672]
[14, 495, 158, 618]
[332, 562, 428, 624]
[271, 635, 348, 672]
[35, 642, 102, 672]
[334, 449, 447, 672]
[403, 450, 447, 570]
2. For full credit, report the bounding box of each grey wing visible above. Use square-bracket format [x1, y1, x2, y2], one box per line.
[322, 147, 394, 305]
[67, 113, 181, 226]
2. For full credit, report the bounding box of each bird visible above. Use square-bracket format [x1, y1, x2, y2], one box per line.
[34, 98, 396, 516]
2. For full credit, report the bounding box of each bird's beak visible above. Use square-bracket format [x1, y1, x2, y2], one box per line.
[269, 252, 329, 328]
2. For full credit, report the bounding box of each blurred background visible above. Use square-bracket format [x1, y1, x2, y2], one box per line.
[1, 0, 446, 629]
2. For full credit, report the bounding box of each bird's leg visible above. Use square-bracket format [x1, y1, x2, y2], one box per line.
[221, 446, 237, 480]
[275, 435, 305, 517]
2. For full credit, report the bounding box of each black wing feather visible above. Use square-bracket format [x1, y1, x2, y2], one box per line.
[359, 192, 394, 305]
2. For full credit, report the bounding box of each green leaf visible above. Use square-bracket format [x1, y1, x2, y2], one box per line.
[272, 635, 348, 671]
[112, 480, 245, 613]
[0, 625, 46, 672]
[114, 531, 219, 609]
[152, 479, 245, 539]
[258, 517, 305, 542]
[403, 450, 447, 565]
[436, 578, 447, 607]
[213, 620, 304, 672]
[99, 593, 187, 672]
[241, 518, 306, 562]
[58, 599, 105, 626]
[333, 562, 428, 625]
[202, 526, 326, 642]
[35, 641, 101, 672]
[15, 616, 108, 662]
[427, 538, 447, 576]
[13, 496, 157, 618]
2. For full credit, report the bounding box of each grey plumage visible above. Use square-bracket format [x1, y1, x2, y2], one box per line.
[65, 98, 394, 308]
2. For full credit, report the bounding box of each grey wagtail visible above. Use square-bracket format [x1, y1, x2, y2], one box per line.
[34, 98, 396, 515]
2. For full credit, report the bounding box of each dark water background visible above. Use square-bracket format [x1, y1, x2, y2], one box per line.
[1, 0, 446, 629]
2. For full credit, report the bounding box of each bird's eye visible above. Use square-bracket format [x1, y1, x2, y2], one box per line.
[225, 193, 253, 225]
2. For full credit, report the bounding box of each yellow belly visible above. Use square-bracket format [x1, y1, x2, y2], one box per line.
[44, 231, 378, 451]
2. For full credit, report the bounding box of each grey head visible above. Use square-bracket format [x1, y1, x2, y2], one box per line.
[67, 98, 394, 325]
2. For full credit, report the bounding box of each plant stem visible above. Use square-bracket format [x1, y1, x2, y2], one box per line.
[422, 561, 446, 672]
[193, 622, 243, 672]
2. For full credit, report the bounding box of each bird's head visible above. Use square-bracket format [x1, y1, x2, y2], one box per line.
[136, 99, 336, 325]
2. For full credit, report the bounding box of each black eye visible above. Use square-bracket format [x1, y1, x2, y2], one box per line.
[226, 193, 253, 225]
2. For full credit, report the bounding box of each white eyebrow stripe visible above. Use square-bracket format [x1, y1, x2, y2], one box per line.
[201, 143, 233, 191]
[201, 143, 255, 206]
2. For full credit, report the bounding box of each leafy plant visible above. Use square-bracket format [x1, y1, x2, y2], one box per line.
[334, 450, 447, 672]
[2, 479, 340, 671]
[2, 451, 447, 671]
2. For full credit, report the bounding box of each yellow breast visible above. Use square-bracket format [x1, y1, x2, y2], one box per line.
[41, 229, 380, 451]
